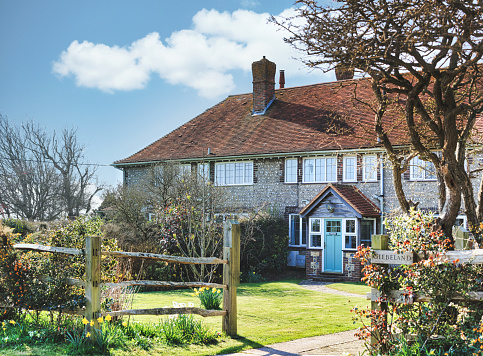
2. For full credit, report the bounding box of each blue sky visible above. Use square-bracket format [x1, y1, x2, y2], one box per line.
[0, 0, 335, 194]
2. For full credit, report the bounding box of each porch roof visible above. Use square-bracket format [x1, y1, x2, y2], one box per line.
[299, 183, 381, 218]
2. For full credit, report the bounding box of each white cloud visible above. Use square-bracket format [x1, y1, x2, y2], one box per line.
[52, 8, 331, 99]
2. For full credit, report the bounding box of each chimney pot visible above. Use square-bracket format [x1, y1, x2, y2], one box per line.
[279, 70, 285, 89]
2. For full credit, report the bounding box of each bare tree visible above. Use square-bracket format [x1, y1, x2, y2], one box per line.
[24, 123, 102, 218]
[0, 116, 61, 220]
[274, 0, 483, 238]
[0, 115, 101, 220]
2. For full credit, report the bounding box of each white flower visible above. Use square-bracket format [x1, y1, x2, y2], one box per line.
[179, 303, 186, 307]
[188, 302, 194, 307]
[172, 301, 179, 308]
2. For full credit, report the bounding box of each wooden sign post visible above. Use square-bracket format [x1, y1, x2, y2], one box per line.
[223, 220, 240, 337]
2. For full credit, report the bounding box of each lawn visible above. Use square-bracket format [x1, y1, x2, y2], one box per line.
[326, 282, 371, 296]
[1, 279, 367, 356]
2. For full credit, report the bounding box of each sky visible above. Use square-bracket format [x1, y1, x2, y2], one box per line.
[0, 0, 335, 196]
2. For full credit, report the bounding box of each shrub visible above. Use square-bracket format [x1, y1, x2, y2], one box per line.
[239, 210, 289, 277]
[354, 209, 483, 355]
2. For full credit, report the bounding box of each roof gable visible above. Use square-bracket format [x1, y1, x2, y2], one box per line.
[299, 183, 381, 218]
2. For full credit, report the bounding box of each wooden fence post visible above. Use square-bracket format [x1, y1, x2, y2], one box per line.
[85, 235, 101, 340]
[223, 220, 240, 337]
[371, 234, 389, 350]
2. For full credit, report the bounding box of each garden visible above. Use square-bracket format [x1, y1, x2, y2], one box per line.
[0, 212, 368, 355]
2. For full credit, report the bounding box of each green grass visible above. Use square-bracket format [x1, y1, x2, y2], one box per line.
[325, 282, 371, 296]
[1, 279, 367, 356]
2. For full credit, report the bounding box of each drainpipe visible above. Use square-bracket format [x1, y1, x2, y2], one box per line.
[379, 158, 385, 233]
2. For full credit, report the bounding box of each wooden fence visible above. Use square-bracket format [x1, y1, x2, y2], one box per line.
[368, 234, 483, 346]
[4, 220, 240, 338]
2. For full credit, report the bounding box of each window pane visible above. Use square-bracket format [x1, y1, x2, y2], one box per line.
[361, 220, 374, 247]
[225, 163, 234, 184]
[198, 163, 209, 180]
[326, 220, 341, 233]
[326, 158, 337, 181]
[364, 156, 376, 181]
[215, 164, 225, 185]
[311, 219, 321, 232]
[285, 159, 297, 183]
[244, 162, 253, 184]
[315, 158, 325, 182]
[290, 215, 300, 245]
[345, 235, 357, 249]
[234, 163, 244, 184]
[304, 159, 314, 182]
[344, 157, 355, 181]
[346, 219, 356, 233]
[311, 235, 322, 248]
[425, 161, 436, 180]
[301, 217, 307, 245]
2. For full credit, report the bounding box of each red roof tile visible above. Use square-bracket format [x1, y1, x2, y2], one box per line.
[114, 77, 482, 165]
[299, 183, 381, 218]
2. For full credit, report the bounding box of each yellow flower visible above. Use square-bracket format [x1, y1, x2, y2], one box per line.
[212, 288, 217, 293]
[217, 290, 221, 293]
[9, 320, 15, 325]
[86, 332, 91, 338]
[105, 315, 112, 322]
[82, 318, 89, 325]
[90, 320, 94, 326]
[193, 288, 198, 292]
[97, 316, 104, 323]
[122, 321, 128, 327]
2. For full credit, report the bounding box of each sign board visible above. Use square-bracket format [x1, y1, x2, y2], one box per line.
[311, 251, 320, 257]
[371, 250, 413, 265]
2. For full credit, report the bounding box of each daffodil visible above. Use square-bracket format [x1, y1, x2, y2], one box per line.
[86, 332, 91, 338]
[90, 320, 94, 326]
[105, 315, 112, 322]
[122, 321, 128, 327]
[82, 318, 89, 325]
[9, 320, 15, 325]
[97, 316, 103, 323]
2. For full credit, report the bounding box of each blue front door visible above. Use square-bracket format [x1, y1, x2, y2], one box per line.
[324, 219, 342, 272]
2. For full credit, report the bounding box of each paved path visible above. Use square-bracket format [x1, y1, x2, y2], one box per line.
[221, 281, 367, 356]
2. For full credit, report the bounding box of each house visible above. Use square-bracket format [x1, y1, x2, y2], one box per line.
[113, 57, 479, 282]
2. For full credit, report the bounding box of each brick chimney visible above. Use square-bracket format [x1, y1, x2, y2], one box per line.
[252, 56, 276, 115]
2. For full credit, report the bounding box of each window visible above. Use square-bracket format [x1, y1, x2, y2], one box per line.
[285, 158, 297, 183]
[303, 157, 337, 183]
[197, 163, 210, 180]
[360, 219, 375, 247]
[363, 155, 378, 182]
[410, 157, 436, 180]
[289, 214, 307, 246]
[344, 219, 357, 249]
[309, 218, 322, 248]
[215, 162, 253, 185]
[343, 156, 357, 182]
[180, 164, 191, 175]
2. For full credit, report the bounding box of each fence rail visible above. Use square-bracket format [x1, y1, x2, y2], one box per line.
[4, 220, 240, 339]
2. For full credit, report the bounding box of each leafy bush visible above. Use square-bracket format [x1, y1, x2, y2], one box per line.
[239, 210, 289, 276]
[160, 314, 220, 345]
[354, 209, 483, 355]
[1, 218, 36, 237]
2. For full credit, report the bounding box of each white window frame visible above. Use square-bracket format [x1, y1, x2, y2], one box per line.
[343, 218, 357, 250]
[303, 157, 337, 183]
[285, 158, 298, 183]
[308, 218, 323, 248]
[410, 157, 436, 181]
[289, 214, 307, 246]
[197, 163, 210, 180]
[363, 155, 378, 182]
[343, 156, 357, 182]
[215, 161, 253, 186]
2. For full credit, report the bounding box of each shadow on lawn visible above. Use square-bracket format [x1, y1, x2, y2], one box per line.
[216, 336, 264, 355]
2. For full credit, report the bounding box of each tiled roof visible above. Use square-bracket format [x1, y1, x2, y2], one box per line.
[114, 77, 483, 165]
[299, 183, 381, 218]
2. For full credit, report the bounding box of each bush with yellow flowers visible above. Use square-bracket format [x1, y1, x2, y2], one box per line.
[192, 287, 223, 310]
